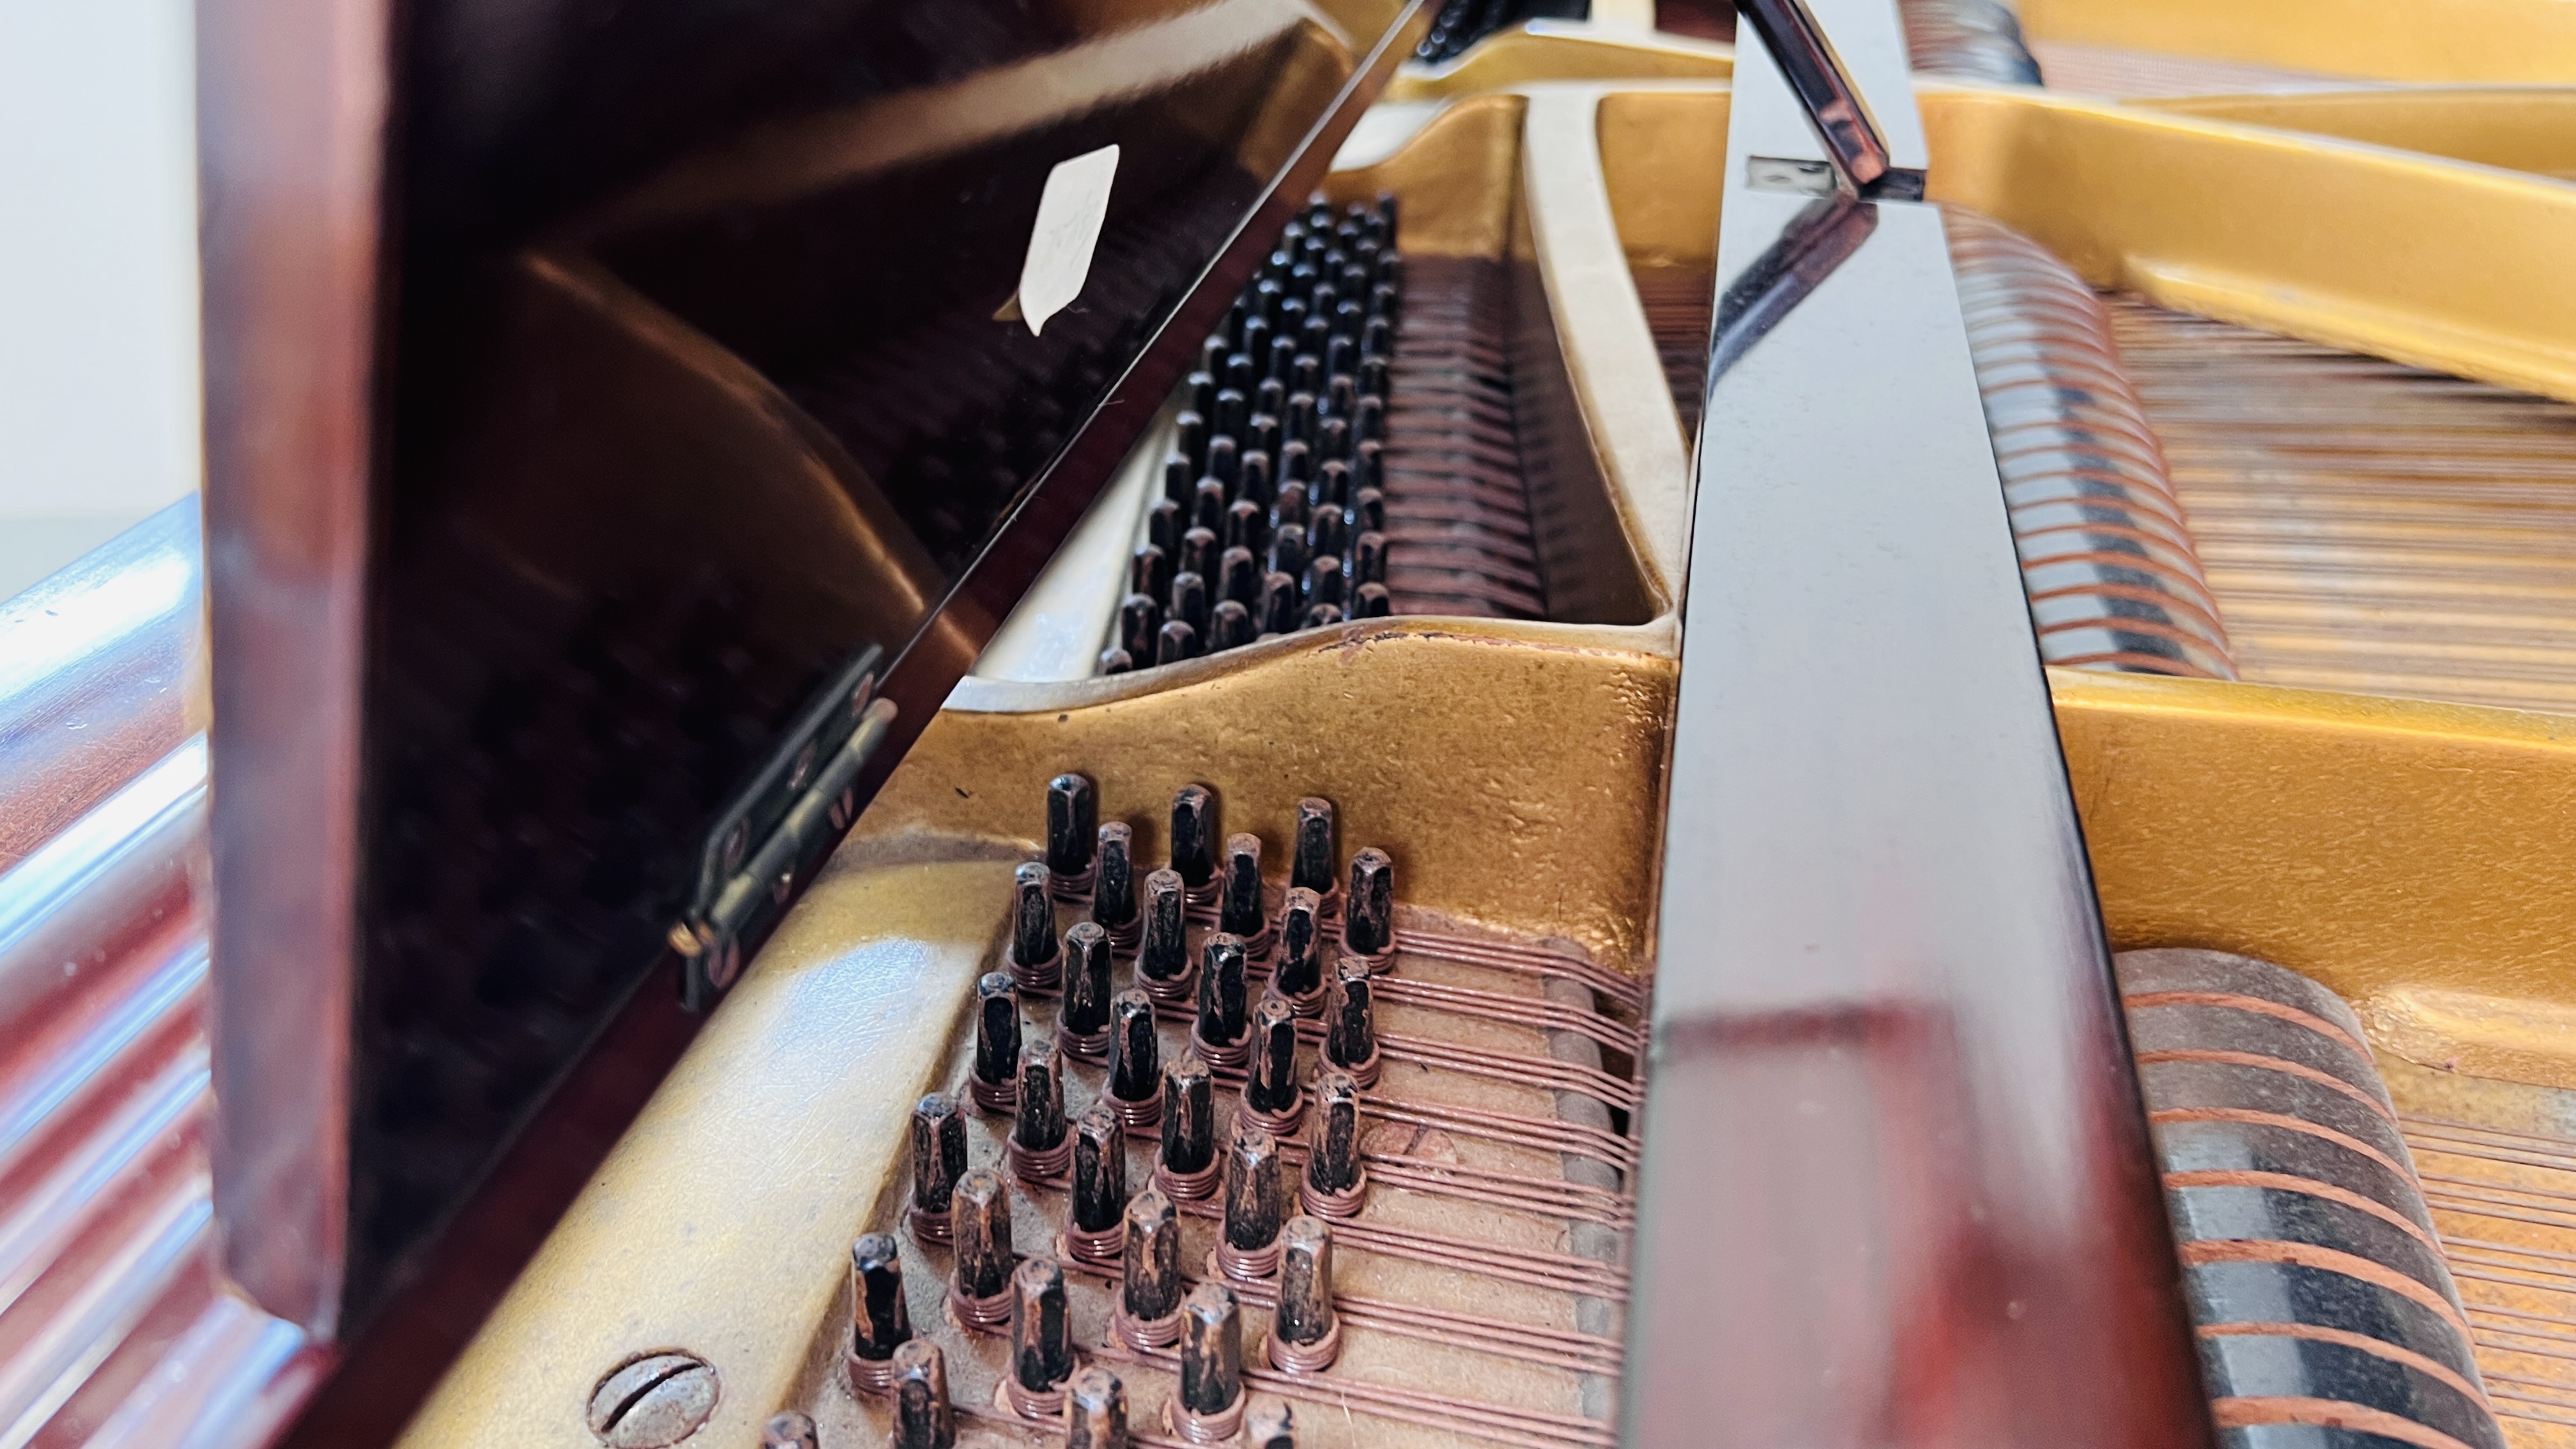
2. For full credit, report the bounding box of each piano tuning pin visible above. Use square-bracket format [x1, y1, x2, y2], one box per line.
[1068, 1105, 1129, 1264]
[1156, 619, 1199, 666]
[1217, 1118, 1285, 1282]
[1003, 1257, 1075, 1418]
[1376, 190, 1399, 235]
[1271, 479, 1310, 532]
[1193, 477, 1226, 533]
[1214, 386, 1248, 440]
[1240, 312, 1271, 367]
[972, 972, 1020, 1113]
[1179, 525, 1219, 583]
[1274, 887, 1324, 1009]
[1149, 495, 1183, 553]
[1138, 868, 1192, 1000]
[1224, 514, 1263, 571]
[1046, 774, 1097, 889]
[1186, 369, 1216, 418]
[1065, 1367, 1128, 1449]
[1268, 1217, 1340, 1372]
[1224, 351, 1256, 394]
[1359, 354, 1390, 403]
[1226, 295, 1248, 346]
[1353, 438, 1383, 494]
[1246, 411, 1280, 463]
[1317, 458, 1350, 509]
[1241, 447, 1275, 509]
[1370, 280, 1400, 322]
[1248, 1402, 1296, 1449]
[1353, 530, 1386, 587]
[1308, 504, 1346, 562]
[1061, 921, 1113, 1061]
[1209, 434, 1241, 491]
[1009, 1034, 1071, 1181]
[1285, 392, 1315, 447]
[1353, 583, 1392, 619]
[1242, 995, 1303, 1131]
[1194, 934, 1251, 1067]
[1308, 282, 1338, 325]
[1294, 352, 1323, 394]
[1317, 416, 1349, 464]
[1200, 334, 1229, 376]
[1093, 822, 1138, 944]
[1117, 1188, 1186, 1346]
[1304, 556, 1346, 611]
[1260, 572, 1303, 637]
[1292, 799, 1338, 898]
[848, 1232, 912, 1391]
[1354, 394, 1384, 444]
[1280, 438, 1313, 484]
[1176, 1283, 1247, 1441]
[1211, 599, 1255, 652]
[1301, 1068, 1367, 1215]
[1301, 602, 1344, 630]
[1119, 592, 1161, 661]
[1157, 1054, 1220, 1200]
[1352, 486, 1385, 536]
[1301, 314, 1331, 359]
[1341, 261, 1369, 296]
[1130, 543, 1169, 601]
[1362, 314, 1393, 361]
[949, 1168, 1015, 1330]
[908, 1092, 966, 1239]
[1335, 297, 1366, 342]
[1109, 990, 1163, 1126]
[1325, 956, 1379, 1087]
[1010, 861, 1061, 988]
[1170, 784, 1220, 900]
[1328, 372, 1356, 420]
[1345, 847, 1394, 962]
[1252, 277, 1284, 323]
[1259, 365, 1289, 411]
[1268, 525, 1309, 587]
[1220, 833, 1268, 946]
[1171, 571, 1210, 640]
[889, 1341, 955, 1449]
[1176, 411, 1208, 472]
[1306, 195, 1333, 229]
[763, 1411, 818, 1449]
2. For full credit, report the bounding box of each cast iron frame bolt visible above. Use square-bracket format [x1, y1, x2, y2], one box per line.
[971, 973, 1021, 1113]
[848, 1232, 912, 1392]
[1138, 868, 1192, 1000]
[1117, 1188, 1187, 1347]
[1065, 1367, 1130, 1449]
[1194, 933, 1251, 1068]
[1243, 996, 1303, 1131]
[1061, 922, 1114, 1061]
[909, 1092, 966, 1240]
[1108, 988, 1163, 1126]
[1344, 848, 1395, 961]
[950, 1167, 1015, 1331]
[1046, 774, 1098, 887]
[1010, 1034, 1073, 1181]
[1010, 862, 1062, 989]
[1157, 1054, 1220, 1200]
[1004, 1257, 1077, 1418]
[1174, 1282, 1246, 1443]
[1325, 956, 1379, 1087]
[586, 1353, 718, 1449]
[1301, 1068, 1367, 1216]
[890, 1340, 955, 1449]
[1217, 1119, 1285, 1282]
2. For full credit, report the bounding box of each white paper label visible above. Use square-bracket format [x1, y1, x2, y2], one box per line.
[1008, 144, 1119, 339]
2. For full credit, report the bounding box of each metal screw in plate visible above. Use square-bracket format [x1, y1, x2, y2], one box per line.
[587, 1353, 719, 1448]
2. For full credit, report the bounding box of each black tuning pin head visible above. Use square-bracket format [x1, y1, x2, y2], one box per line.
[1363, 314, 1394, 361]
[1161, 1054, 1217, 1177]
[1305, 555, 1346, 611]
[1268, 526, 1309, 590]
[850, 1232, 912, 1363]
[1163, 454, 1194, 511]
[1317, 416, 1349, 463]
[1225, 502, 1264, 558]
[1260, 572, 1302, 637]
[1065, 1368, 1128, 1449]
[1072, 1105, 1128, 1233]
[1224, 350, 1257, 394]
[1317, 457, 1351, 509]
[1346, 847, 1394, 956]
[1123, 1188, 1185, 1322]
[1352, 530, 1387, 586]
[1180, 525, 1220, 583]
[1009, 1257, 1075, 1396]
[1155, 619, 1200, 666]
[1285, 390, 1317, 447]
[1274, 1216, 1339, 1359]
[910, 1092, 967, 1218]
[1353, 438, 1384, 495]
[1220, 544, 1260, 606]
[1093, 822, 1137, 931]
[1149, 495, 1184, 555]
[1170, 785, 1219, 891]
[1246, 412, 1281, 463]
[1119, 593, 1161, 661]
[1012, 1035, 1070, 1176]
[1308, 1069, 1363, 1196]
[1170, 571, 1210, 639]
[1139, 868, 1190, 988]
[1293, 350, 1324, 395]
[1175, 411, 1208, 473]
[889, 1341, 956, 1449]
[1179, 1283, 1245, 1418]
[1197, 933, 1250, 1050]
[1353, 583, 1392, 619]
[1275, 888, 1324, 1002]
[1326, 333, 1356, 380]
[1245, 995, 1301, 1117]
[1211, 599, 1255, 652]
[1302, 602, 1345, 629]
[1308, 503, 1347, 562]
[1130, 542, 1170, 602]
[1186, 369, 1216, 418]
[1280, 438, 1313, 484]
[953, 1167, 1015, 1302]
[1360, 351, 1390, 400]
[973, 973, 1021, 1105]
[1354, 393, 1384, 444]
[1193, 476, 1227, 533]
[1209, 433, 1241, 490]
[1011, 861, 1059, 974]
[1272, 479, 1310, 533]
[1046, 775, 1097, 882]
[1265, 334, 1297, 386]
[1099, 646, 1134, 677]
[1223, 1119, 1284, 1253]
[1111, 990, 1162, 1105]
[1220, 833, 1266, 940]
[1326, 958, 1376, 1076]
[1351, 485, 1385, 535]
[1062, 921, 1113, 1043]
[1291, 799, 1337, 896]
[1200, 334, 1229, 376]
[1327, 372, 1356, 420]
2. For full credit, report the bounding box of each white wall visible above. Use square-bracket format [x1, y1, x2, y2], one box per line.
[0, 0, 201, 601]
